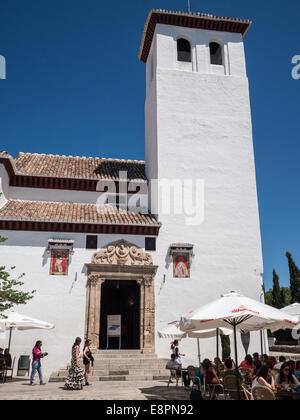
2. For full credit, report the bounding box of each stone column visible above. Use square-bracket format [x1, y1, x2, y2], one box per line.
[138, 275, 155, 354]
[86, 274, 104, 350]
[137, 279, 144, 352]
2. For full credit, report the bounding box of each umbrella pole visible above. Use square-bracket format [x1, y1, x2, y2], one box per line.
[233, 323, 241, 401]
[197, 338, 201, 366]
[260, 330, 263, 356]
[216, 328, 220, 376]
[8, 327, 13, 356]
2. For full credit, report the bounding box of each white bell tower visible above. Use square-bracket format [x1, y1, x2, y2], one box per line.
[139, 10, 265, 361]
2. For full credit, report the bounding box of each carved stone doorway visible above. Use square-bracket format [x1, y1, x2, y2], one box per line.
[85, 240, 157, 353]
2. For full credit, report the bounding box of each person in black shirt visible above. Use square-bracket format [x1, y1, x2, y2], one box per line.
[4, 349, 12, 368]
[83, 339, 94, 386]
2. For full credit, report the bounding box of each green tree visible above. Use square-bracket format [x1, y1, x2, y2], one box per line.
[286, 252, 300, 304]
[0, 235, 35, 318]
[221, 334, 231, 361]
[264, 288, 272, 306]
[271, 269, 282, 308]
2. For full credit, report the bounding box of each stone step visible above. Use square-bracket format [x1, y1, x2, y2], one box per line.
[49, 374, 170, 383]
[55, 368, 168, 377]
[93, 354, 162, 359]
[62, 359, 168, 370]
[94, 350, 146, 355]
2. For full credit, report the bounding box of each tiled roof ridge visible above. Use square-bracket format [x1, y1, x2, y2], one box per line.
[150, 9, 252, 24]
[0, 199, 161, 227]
[16, 152, 145, 164]
[0, 151, 147, 182]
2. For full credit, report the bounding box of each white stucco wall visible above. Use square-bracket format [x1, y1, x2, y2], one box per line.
[146, 25, 266, 365]
[0, 231, 150, 378]
[0, 164, 9, 207]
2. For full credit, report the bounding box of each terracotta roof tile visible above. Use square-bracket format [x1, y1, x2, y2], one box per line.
[13, 153, 147, 181]
[0, 200, 160, 227]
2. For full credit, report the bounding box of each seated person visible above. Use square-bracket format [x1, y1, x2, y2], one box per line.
[253, 360, 262, 376]
[295, 361, 300, 381]
[223, 358, 243, 381]
[205, 361, 223, 394]
[288, 360, 296, 374]
[269, 357, 277, 369]
[275, 362, 300, 390]
[193, 365, 204, 386]
[213, 357, 224, 375]
[239, 354, 254, 373]
[261, 354, 270, 366]
[252, 365, 276, 396]
[253, 352, 260, 364]
[0, 348, 6, 369]
[4, 349, 12, 369]
[274, 356, 286, 371]
[166, 354, 182, 380]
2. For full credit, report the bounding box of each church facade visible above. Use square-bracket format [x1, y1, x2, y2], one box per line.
[0, 10, 265, 375]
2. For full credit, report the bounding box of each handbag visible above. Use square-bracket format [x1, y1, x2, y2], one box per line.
[190, 388, 203, 401]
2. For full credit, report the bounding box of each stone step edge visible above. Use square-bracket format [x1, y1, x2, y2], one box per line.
[49, 375, 170, 383]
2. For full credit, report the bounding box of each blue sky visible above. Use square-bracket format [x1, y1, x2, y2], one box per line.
[0, 0, 299, 291]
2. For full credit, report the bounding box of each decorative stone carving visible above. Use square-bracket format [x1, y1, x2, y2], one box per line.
[88, 274, 104, 286]
[143, 275, 153, 288]
[92, 239, 153, 266]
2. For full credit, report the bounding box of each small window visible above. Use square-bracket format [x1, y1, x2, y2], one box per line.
[145, 237, 156, 252]
[177, 38, 191, 63]
[210, 42, 223, 65]
[86, 235, 98, 250]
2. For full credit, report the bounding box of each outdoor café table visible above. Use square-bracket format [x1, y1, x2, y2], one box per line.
[275, 391, 300, 401]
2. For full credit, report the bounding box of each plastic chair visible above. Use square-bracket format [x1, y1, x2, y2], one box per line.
[206, 383, 225, 400]
[0, 360, 5, 383]
[223, 375, 244, 400]
[4, 357, 15, 382]
[17, 355, 30, 376]
[252, 386, 276, 401]
[242, 385, 252, 400]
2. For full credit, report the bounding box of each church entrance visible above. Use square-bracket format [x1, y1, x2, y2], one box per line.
[85, 240, 157, 354]
[99, 280, 140, 350]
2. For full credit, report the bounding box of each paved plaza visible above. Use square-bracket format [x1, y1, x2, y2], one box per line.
[0, 378, 190, 400]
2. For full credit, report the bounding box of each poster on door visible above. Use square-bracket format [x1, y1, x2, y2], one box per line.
[107, 315, 121, 337]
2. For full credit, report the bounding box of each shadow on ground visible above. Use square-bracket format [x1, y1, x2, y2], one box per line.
[139, 384, 190, 401]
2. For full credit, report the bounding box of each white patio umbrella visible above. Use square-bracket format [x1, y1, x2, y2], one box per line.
[158, 322, 232, 365]
[2, 312, 55, 356]
[280, 303, 300, 318]
[281, 303, 300, 344]
[180, 291, 299, 398]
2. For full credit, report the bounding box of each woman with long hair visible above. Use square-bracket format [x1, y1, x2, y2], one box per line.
[83, 339, 93, 386]
[251, 365, 276, 398]
[170, 340, 185, 361]
[30, 340, 47, 386]
[64, 337, 85, 390]
[275, 362, 300, 389]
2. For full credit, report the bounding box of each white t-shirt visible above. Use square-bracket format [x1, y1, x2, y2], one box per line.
[166, 359, 182, 371]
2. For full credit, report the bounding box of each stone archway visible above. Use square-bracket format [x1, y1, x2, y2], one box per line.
[85, 239, 157, 353]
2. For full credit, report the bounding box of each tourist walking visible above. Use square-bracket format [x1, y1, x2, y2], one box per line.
[83, 339, 94, 386]
[171, 340, 185, 363]
[30, 341, 47, 386]
[64, 337, 85, 390]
